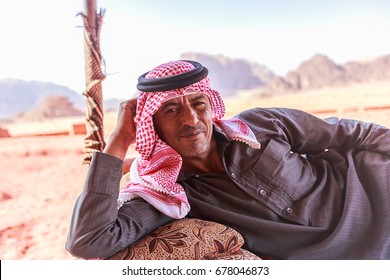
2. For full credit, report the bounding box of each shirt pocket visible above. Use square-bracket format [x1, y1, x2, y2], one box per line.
[253, 138, 317, 201]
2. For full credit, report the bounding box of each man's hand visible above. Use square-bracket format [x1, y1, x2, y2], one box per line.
[103, 98, 137, 160]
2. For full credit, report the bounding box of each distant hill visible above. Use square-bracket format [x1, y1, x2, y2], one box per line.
[0, 79, 85, 119]
[16, 95, 85, 121]
[0, 79, 122, 119]
[180, 52, 276, 95]
[266, 54, 390, 93]
[1, 53, 389, 119]
[103, 98, 123, 112]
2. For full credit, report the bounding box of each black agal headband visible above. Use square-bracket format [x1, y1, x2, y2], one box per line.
[137, 60, 209, 92]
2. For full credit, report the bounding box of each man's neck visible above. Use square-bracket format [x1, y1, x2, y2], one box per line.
[181, 137, 225, 174]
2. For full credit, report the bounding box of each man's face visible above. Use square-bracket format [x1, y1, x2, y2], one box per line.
[153, 93, 214, 158]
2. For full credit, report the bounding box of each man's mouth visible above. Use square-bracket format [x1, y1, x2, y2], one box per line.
[179, 129, 204, 140]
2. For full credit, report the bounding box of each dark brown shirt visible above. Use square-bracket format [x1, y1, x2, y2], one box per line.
[66, 108, 390, 259]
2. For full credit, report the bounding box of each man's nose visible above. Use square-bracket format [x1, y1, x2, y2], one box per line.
[180, 105, 199, 127]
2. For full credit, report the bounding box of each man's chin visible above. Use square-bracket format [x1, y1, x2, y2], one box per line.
[177, 144, 210, 158]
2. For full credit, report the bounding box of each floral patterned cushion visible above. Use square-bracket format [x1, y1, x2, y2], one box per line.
[105, 218, 261, 260]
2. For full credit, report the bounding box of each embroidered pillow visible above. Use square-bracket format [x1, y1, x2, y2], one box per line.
[105, 218, 261, 260]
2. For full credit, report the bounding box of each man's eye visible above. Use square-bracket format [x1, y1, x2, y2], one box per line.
[166, 108, 177, 113]
[193, 102, 206, 107]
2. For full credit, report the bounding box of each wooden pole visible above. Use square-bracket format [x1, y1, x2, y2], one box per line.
[81, 0, 106, 164]
[84, 0, 97, 37]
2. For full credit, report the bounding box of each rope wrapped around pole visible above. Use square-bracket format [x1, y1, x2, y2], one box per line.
[80, 6, 106, 164]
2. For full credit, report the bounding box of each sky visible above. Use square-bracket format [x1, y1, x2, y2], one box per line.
[1, 0, 390, 100]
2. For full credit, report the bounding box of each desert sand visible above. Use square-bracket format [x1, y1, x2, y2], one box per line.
[0, 81, 389, 260]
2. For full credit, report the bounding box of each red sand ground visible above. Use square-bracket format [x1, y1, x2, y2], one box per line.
[0, 135, 89, 259]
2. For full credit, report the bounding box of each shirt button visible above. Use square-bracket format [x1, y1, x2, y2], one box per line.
[260, 189, 267, 196]
[231, 172, 237, 179]
[286, 207, 293, 214]
[195, 174, 200, 178]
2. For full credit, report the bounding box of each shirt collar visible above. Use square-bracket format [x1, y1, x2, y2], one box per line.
[177, 126, 230, 181]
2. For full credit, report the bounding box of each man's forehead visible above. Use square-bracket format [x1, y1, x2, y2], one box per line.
[161, 90, 208, 104]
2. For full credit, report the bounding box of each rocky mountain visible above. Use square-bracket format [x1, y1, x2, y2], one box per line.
[0, 79, 85, 119]
[343, 55, 390, 82]
[0, 79, 122, 119]
[16, 95, 85, 121]
[1, 53, 389, 119]
[266, 54, 390, 93]
[180, 52, 276, 95]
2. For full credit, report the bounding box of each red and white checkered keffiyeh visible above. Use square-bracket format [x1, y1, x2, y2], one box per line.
[118, 61, 260, 218]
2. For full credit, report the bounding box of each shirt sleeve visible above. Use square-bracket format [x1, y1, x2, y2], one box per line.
[65, 152, 173, 259]
[239, 108, 390, 156]
[326, 117, 390, 155]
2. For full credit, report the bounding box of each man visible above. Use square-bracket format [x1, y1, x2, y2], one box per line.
[66, 60, 390, 260]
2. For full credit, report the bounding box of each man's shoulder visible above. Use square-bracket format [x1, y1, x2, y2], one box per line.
[235, 107, 310, 132]
[234, 108, 277, 132]
[237, 107, 306, 119]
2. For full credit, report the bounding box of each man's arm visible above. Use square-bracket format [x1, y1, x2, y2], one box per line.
[66, 99, 174, 259]
[240, 108, 390, 156]
[323, 116, 389, 155]
[65, 152, 173, 259]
